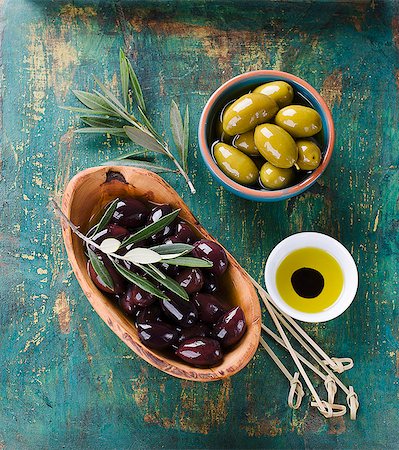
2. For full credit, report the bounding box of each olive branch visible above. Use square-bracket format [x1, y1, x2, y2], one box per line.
[63, 49, 195, 193]
[51, 199, 211, 301]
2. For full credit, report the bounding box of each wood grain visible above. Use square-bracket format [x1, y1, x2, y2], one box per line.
[0, 0, 398, 448]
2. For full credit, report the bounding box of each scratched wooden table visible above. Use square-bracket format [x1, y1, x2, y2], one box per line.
[1, 0, 398, 448]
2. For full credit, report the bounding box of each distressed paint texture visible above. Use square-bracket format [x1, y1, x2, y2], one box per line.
[0, 0, 398, 449]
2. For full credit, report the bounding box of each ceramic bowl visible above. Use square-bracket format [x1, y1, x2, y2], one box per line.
[61, 166, 261, 381]
[198, 70, 335, 202]
[264, 232, 358, 322]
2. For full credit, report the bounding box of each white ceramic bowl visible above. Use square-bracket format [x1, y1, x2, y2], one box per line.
[264, 232, 358, 322]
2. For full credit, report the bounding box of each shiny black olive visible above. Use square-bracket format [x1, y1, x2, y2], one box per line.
[164, 221, 197, 244]
[111, 198, 148, 228]
[148, 204, 173, 222]
[136, 304, 163, 326]
[117, 289, 139, 316]
[202, 272, 219, 294]
[138, 322, 178, 349]
[150, 224, 175, 244]
[192, 293, 226, 324]
[160, 295, 198, 328]
[124, 284, 155, 307]
[91, 223, 129, 244]
[213, 306, 246, 347]
[175, 268, 204, 294]
[178, 323, 210, 343]
[191, 239, 228, 276]
[176, 337, 223, 367]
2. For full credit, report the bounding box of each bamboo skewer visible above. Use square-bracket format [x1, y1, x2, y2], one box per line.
[255, 280, 332, 416]
[269, 304, 359, 419]
[248, 273, 359, 420]
[259, 337, 304, 409]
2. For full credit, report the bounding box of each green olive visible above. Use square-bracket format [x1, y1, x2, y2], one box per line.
[222, 93, 278, 135]
[260, 162, 295, 190]
[233, 130, 260, 156]
[254, 123, 298, 168]
[253, 81, 294, 108]
[216, 117, 233, 144]
[275, 105, 322, 138]
[213, 142, 259, 185]
[296, 139, 322, 170]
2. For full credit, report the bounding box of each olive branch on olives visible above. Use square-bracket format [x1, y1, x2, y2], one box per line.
[63, 49, 195, 193]
[51, 199, 212, 302]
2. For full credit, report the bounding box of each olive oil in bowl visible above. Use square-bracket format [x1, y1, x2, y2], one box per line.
[275, 247, 344, 314]
[264, 232, 358, 322]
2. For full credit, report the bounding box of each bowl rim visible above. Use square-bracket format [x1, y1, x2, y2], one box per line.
[198, 70, 335, 201]
[61, 165, 261, 381]
[264, 232, 358, 322]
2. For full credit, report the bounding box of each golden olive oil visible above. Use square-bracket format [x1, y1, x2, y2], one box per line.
[276, 247, 344, 313]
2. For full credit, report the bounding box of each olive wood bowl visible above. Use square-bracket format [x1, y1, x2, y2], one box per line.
[62, 166, 261, 381]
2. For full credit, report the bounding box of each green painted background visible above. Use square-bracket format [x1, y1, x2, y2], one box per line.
[0, 0, 398, 448]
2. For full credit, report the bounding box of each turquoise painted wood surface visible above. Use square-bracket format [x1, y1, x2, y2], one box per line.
[0, 0, 398, 448]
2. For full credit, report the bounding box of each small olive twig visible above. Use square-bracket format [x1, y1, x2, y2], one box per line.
[66, 49, 196, 194]
[50, 199, 211, 270]
[51, 199, 127, 261]
[50, 199, 185, 266]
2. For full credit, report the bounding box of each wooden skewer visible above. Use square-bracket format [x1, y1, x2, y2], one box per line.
[269, 303, 359, 419]
[248, 273, 359, 419]
[254, 282, 334, 417]
[262, 324, 339, 406]
[259, 337, 304, 409]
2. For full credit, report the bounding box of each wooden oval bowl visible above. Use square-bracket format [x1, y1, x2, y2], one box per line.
[62, 166, 261, 381]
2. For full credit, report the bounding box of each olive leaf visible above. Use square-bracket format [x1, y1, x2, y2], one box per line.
[81, 115, 126, 129]
[147, 263, 166, 279]
[150, 243, 193, 255]
[170, 101, 190, 173]
[163, 256, 213, 268]
[88, 248, 114, 290]
[75, 127, 126, 137]
[61, 105, 110, 115]
[119, 48, 129, 109]
[138, 105, 162, 141]
[100, 159, 176, 173]
[123, 51, 146, 112]
[158, 252, 188, 260]
[121, 209, 180, 248]
[91, 198, 119, 235]
[93, 76, 130, 115]
[92, 89, 138, 127]
[124, 126, 166, 154]
[113, 261, 169, 300]
[138, 264, 189, 301]
[170, 100, 184, 157]
[123, 248, 162, 264]
[100, 238, 121, 254]
[72, 90, 117, 115]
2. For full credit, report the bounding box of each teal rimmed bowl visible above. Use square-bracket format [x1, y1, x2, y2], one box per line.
[198, 70, 335, 202]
